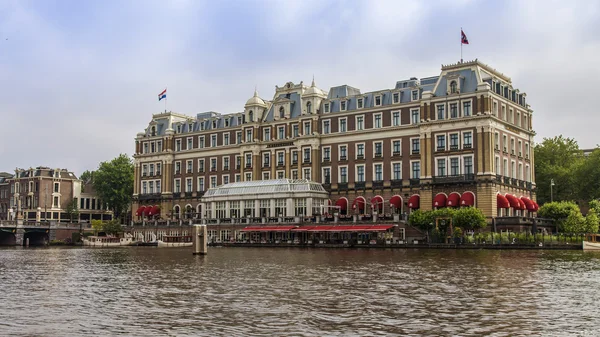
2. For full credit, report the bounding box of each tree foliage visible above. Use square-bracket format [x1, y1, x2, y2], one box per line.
[80, 170, 94, 192]
[537, 201, 580, 227]
[92, 154, 134, 219]
[90, 219, 123, 235]
[409, 207, 487, 232]
[576, 149, 600, 201]
[65, 199, 79, 223]
[588, 200, 600, 215]
[562, 210, 585, 234]
[585, 209, 599, 234]
[534, 136, 584, 205]
[453, 207, 487, 230]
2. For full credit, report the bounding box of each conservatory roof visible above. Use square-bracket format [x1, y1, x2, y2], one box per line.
[203, 179, 328, 197]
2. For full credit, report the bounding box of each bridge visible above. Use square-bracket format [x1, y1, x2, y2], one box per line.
[0, 221, 84, 246]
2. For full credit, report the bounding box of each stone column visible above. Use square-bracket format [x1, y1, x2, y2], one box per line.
[307, 198, 313, 217]
[286, 198, 294, 218]
[271, 150, 276, 178]
[285, 148, 291, 179]
[311, 147, 319, 182]
[270, 198, 276, 218]
[476, 127, 484, 174]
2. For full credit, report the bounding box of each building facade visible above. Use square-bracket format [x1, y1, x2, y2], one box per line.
[133, 60, 536, 221]
[0, 167, 112, 223]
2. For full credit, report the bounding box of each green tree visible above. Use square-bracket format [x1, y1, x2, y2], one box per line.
[408, 210, 435, 231]
[452, 207, 487, 230]
[562, 210, 585, 234]
[102, 219, 123, 235]
[538, 201, 581, 230]
[534, 136, 584, 204]
[91, 219, 103, 233]
[80, 170, 94, 192]
[65, 198, 79, 223]
[584, 209, 599, 234]
[589, 199, 600, 215]
[92, 154, 134, 221]
[576, 149, 600, 201]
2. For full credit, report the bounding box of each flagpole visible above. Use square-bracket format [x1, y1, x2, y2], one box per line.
[164, 86, 167, 113]
[460, 27, 463, 63]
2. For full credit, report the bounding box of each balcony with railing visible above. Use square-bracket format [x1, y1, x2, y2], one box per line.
[432, 174, 475, 184]
[356, 154, 365, 160]
[436, 146, 445, 152]
[411, 149, 420, 155]
[392, 151, 401, 157]
[374, 152, 383, 159]
[139, 193, 162, 201]
[450, 144, 459, 151]
[277, 161, 285, 167]
[372, 180, 384, 189]
[409, 178, 420, 186]
[339, 155, 347, 161]
[464, 143, 472, 149]
[338, 182, 348, 191]
[355, 181, 366, 189]
[391, 179, 403, 188]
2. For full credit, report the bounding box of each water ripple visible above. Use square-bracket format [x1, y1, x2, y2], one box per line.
[1, 247, 600, 336]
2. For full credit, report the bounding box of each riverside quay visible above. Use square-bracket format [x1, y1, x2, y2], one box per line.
[132, 59, 539, 240]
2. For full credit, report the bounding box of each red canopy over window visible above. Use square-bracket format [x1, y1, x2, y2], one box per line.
[335, 198, 347, 211]
[433, 194, 447, 208]
[147, 205, 160, 216]
[447, 193, 461, 207]
[390, 195, 402, 209]
[242, 226, 297, 232]
[532, 201, 539, 212]
[521, 197, 536, 211]
[300, 225, 394, 232]
[371, 196, 384, 211]
[460, 192, 475, 207]
[408, 195, 420, 209]
[352, 197, 366, 210]
[497, 194, 510, 209]
[136, 206, 146, 216]
[505, 194, 520, 209]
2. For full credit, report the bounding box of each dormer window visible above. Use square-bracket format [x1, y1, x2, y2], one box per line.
[306, 101, 312, 114]
[279, 106, 284, 118]
[237, 116, 242, 125]
[324, 103, 330, 113]
[176, 125, 182, 133]
[188, 123, 193, 131]
[200, 122, 205, 131]
[374, 95, 381, 106]
[249, 110, 254, 122]
[225, 119, 230, 127]
[450, 81, 457, 94]
[151, 126, 156, 136]
[393, 93, 399, 104]
[340, 100, 347, 111]
[357, 98, 364, 109]
[212, 120, 217, 129]
[412, 90, 419, 101]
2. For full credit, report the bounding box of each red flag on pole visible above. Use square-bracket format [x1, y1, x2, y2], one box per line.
[461, 30, 469, 45]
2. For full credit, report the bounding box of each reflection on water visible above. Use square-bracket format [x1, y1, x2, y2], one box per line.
[1, 247, 599, 336]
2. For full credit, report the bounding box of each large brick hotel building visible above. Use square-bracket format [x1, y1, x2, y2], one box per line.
[132, 60, 537, 222]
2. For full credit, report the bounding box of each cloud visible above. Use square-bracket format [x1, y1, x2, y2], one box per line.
[0, 0, 599, 175]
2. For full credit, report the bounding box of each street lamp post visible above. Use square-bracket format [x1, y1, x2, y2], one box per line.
[550, 179, 555, 202]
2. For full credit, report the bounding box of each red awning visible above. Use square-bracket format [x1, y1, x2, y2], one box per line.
[147, 205, 160, 216]
[532, 201, 539, 212]
[519, 199, 527, 210]
[505, 194, 520, 209]
[241, 226, 297, 232]
[136, 206, 146, 216]
[497, 194, 510, 208]
[460, 192, 475, 207]
[433, 194, 447, 208]
[306, 225, 394, 232]
[390, 195, 402, 209]
[521, 197, 536, 211]
[371, 196, 384, 210]
[408, 195, 420, 209]
[335, 198, 347, 211]
[352, 197, 366, 210]
[447, 193, 461, 207]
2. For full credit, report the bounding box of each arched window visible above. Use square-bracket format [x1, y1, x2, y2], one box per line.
[249, 110, 254, 122]
[306, 101, 312, 114]
[450, 81, 457, 94]
[173, 205, 180, 220]
[279, 106, 285, 118]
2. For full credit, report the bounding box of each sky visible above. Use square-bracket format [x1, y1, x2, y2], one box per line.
[1, 0, 599, 176]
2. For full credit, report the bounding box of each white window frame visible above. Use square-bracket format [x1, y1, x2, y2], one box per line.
[174, 178, 181, 193]
[276, 170, 285, 179]
[222, 156, 230, 170]
[339, 117, 347, 133]
[338, 165, 348, 183]
[448, 155, 461, 176]
[461, 130, 473, 149]
[435, 157, 448, 177]
[263, 127, 271, 141]
[373, 113, 382, 129]
[323, 103, 330, 113]
[263, 171, 271, 180]
[372, 163, 384, 182]
[185, 178, 193, 192]
[355, 115, 365, 131]
[210, 175, 218, 188]
[186, 160, 193, 174]
[410, 160, 421, 179]
[410, 137, 420, 155]
[197, 177, 205, 192]
[373, 141, 384, 158]
[391, 139, 402, 156]
[322, 167, 331, 184]
[392, 110, 401, 126]
[411, 90, 419, 101]
[411, 108, 420, 125]
[302, 167, 311, 180]
[223, 133, 230, 146]
[374, 95, 382, 107]
[355, 164, 366, 182]
[392, 92, 400, 104]
[198, 159, 205, 172]
[355, 143, 366, 159]
[461, 99, 472, 117]
[338, 144, 348, 161]
[340, 100, 347, 111]
[278, 126, 285, 139]
[357, 97, 364, 109]
[210, 134, 217, 147]
[210, 157, 218, 172]
[435, 103, 446, 120]
[449, 101, 459, 119]
[391, 161, 402, 180]
[322, 146, 332, 162]
[495, 155, 501, 175]
[435, 133, 447, 152]
[322, 119, 331, 135]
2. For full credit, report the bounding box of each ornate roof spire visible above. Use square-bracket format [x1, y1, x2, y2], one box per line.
[311, 74, 315, 87]
[254, 85, 258, 97]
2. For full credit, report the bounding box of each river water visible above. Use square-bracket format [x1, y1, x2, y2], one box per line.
[1, 247, 599, 336]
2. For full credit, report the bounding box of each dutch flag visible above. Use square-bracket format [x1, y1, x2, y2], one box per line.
[158, 89, 167, 101]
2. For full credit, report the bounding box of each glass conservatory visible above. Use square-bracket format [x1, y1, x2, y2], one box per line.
[200, 179, 330, 219]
